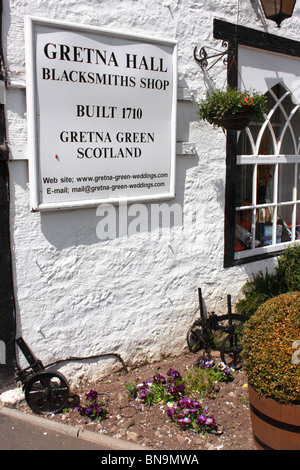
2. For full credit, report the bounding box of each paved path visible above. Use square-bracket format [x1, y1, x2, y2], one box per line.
[0, 407, 147, 451]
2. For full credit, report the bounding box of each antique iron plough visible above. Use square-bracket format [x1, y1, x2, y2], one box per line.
[187, 288, 248, 368]
[15, 336, 127, 415]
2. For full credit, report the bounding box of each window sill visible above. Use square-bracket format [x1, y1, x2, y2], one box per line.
[230, 240, 300, 266]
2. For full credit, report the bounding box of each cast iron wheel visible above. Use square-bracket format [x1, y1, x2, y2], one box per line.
[187, 324, 206, 353]
[220, 331, 243, 369]
[24, 371, 69, 414]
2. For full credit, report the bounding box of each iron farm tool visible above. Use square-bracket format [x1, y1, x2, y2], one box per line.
[15, 336, 128, 415]
[186, 288, 247, 369]
[15, 337, 69, 415]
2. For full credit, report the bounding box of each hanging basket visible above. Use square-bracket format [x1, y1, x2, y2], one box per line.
[198, 87, 267, 131]
[217, 105, 255, 131]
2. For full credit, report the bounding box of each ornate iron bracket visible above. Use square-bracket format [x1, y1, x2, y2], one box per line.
[194, 41, 231, 71]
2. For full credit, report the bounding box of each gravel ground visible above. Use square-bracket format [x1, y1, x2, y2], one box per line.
[17, 350, 257, 451]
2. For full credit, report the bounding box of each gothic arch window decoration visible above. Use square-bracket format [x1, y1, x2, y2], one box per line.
[213, 19, 300, 267]
[240, 83, 300, 157]
[235, 83, 300, 259]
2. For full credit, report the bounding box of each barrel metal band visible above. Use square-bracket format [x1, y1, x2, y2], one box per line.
[252, 434, 273, 450]
[250, 403, 300, 433]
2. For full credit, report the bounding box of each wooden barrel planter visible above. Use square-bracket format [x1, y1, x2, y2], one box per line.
[248, 384, 300, 450]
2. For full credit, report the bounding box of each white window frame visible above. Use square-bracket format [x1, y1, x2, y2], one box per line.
[212, 20, 300, 267]
[235, 82, 300, 261]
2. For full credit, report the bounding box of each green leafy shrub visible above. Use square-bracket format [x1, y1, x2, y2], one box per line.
[198, 87, 267, 127]
[235, 270, 280, 317]
[236, 244, 300, 318]
[242, 292, 300, 404]
[276, 243, 300, 293]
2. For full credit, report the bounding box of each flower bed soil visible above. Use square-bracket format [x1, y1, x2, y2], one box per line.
[18, 351, 257, 451]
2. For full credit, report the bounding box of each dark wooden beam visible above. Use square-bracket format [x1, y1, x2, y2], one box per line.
[0, 0, 16, 390]
[214, 18, 300, 58]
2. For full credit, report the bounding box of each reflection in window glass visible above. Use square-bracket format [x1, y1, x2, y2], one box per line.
[278, 164, 295, 203]
[257, 165, 274, 204]
[255, 206, 275, 247]
[277, 205, 293, 244]
[235, 209, 253, 252]
[280, 127, 295, 155]
[236, 165, 253, 207]
[258, 127, 274, 155]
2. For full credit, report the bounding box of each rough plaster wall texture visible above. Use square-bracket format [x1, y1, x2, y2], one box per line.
[4, 0, 300, 382]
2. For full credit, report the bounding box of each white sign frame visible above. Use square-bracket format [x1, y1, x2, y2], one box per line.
[25, 17, 177, 211]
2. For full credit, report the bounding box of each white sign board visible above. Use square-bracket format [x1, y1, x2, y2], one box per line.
[25, 17, 177, 211]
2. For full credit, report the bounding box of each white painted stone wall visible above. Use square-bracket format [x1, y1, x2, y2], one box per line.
[3, 0, 300, 383]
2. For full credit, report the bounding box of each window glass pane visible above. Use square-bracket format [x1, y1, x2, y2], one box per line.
[277, 205, 293, 244]
[255, 206, 275, 247]
[237, 129, 250, 155]
[237, 125, 259, 155]
[290, 112, 300, 153]
[278, 163, 295, 203]
[235, 209, 254, 252]
[236, 165, 253, 206]
[279, 127, 295, 154]
[257, 164, 275, 204]
[258, 127, 274, 155]
[298, 165, 300, 200]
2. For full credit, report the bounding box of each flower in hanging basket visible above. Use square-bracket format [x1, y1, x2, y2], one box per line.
[198, 87, 267, 130]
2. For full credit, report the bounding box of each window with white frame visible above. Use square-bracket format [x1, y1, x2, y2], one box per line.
[234, 82, 300, 259]
[212, 21, 300, 266]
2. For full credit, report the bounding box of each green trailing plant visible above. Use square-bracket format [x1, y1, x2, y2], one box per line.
[242, 292, 300, 404]
[198, 86, 267, 127]
[236, 244, 300, 318]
